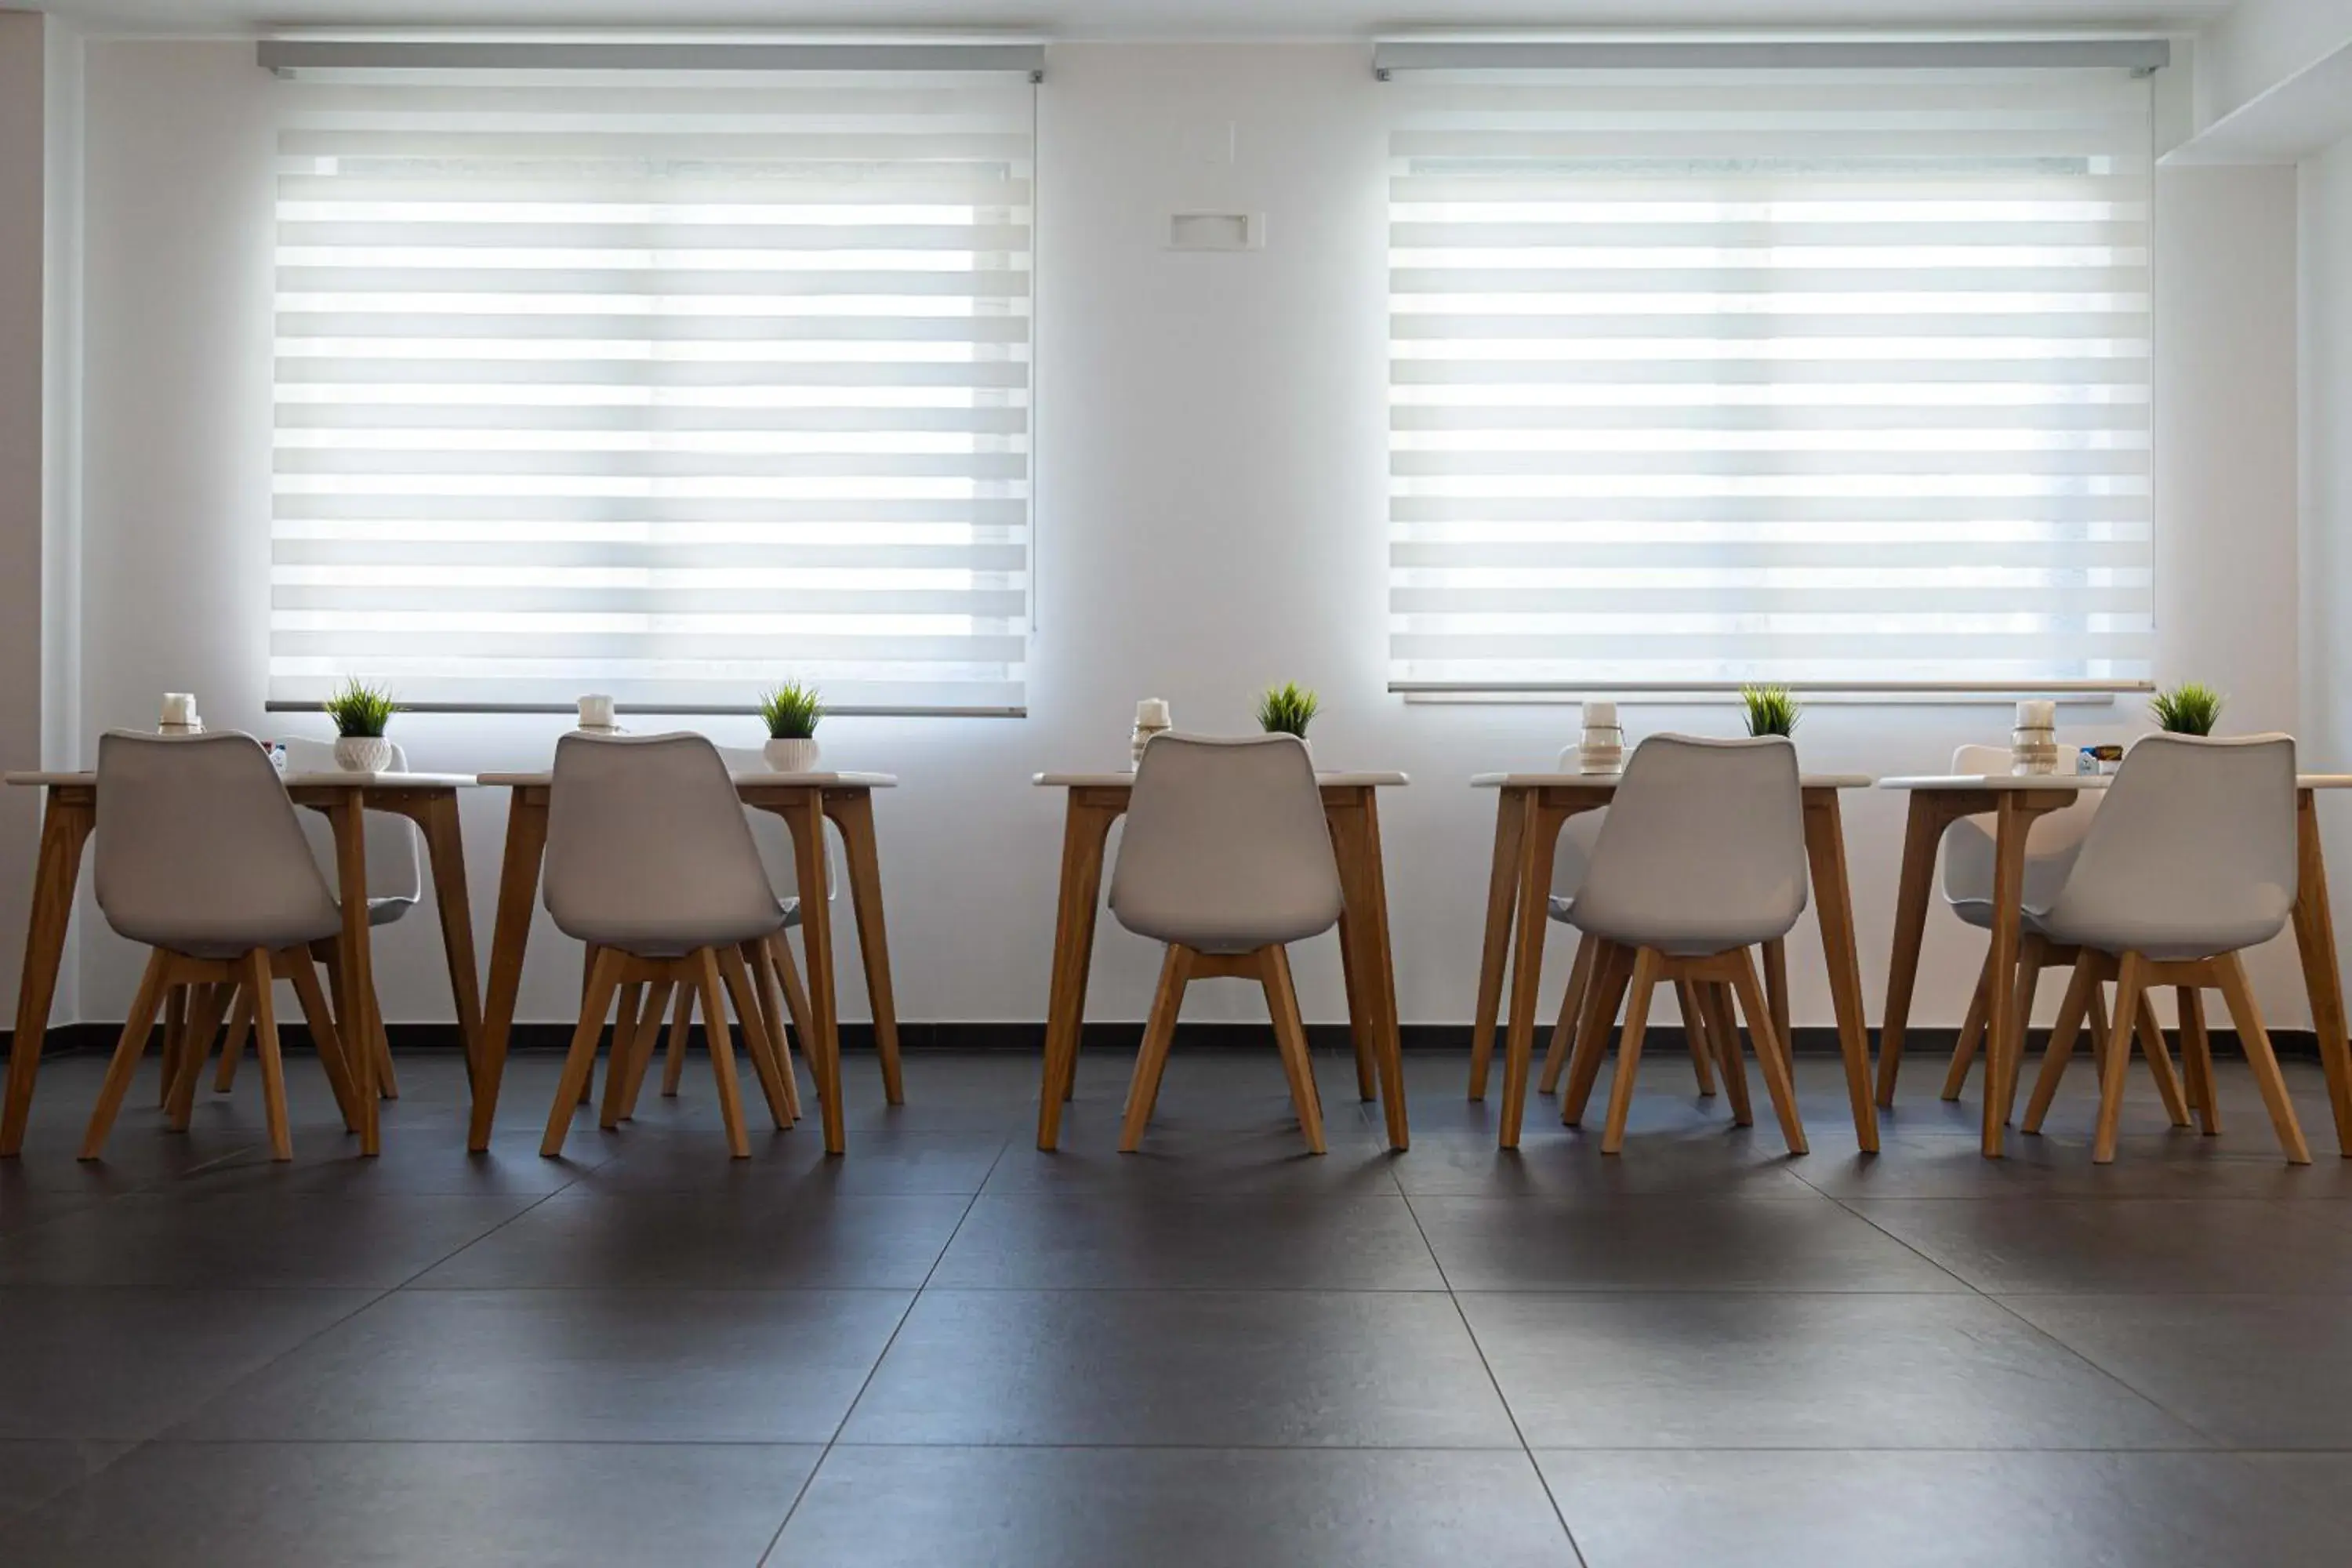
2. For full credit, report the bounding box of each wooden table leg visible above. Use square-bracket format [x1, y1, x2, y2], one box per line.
[325, 789, 380, 1155]
[825, 789, 903, 1106]
[1803, 791, 1879, 1152]
[2291, 789, 2352, 1155]
[1980, 795, 2035, 1157]
[1468, 787, 1529, 1102]
[1877, 793, 1952, 1109]
[414, 792, 484, 1089]
[1500, 797, 1568, 1149]
[781, 791, 845, 1155]
[467, 786, 547, 1152]
[2, 789, 96, 1156]
[1036, 792, 1120, 1151]
[1328, 789, 1408, 1151]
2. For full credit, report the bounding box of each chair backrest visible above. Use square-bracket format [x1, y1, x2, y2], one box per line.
[1108, 733, 1344, 953]
[95, 730, 342, 956]
[543, 731, 781, 951]
[2033, 732, 2297, 952]
[1570, 733, 1808, 952]
[278, 735, 424, 906]
[1940, 741, 2101, 906]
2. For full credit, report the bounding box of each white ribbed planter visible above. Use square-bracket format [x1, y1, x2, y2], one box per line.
[764, 736, 822, 773]
[334, 735, 394, 772]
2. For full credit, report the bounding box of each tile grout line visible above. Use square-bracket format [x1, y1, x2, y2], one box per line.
[1394, 1178, 1592, 1568]
[753, 1131, 1012, 1566]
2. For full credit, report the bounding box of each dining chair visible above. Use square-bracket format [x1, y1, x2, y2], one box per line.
[2017, 733, 2309, 1163]
[537, 732, 802, 1159]
[1536, 749, 1719, 1101]
[80, 731, 360, 1162]
[1927, 742, 2174, 1112]
[208, 735, 421, 1102]
[1107, 733, 1344, 1154]
[1550, 734, 1810, 1155]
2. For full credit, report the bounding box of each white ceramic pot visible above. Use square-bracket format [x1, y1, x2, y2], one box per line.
[334, 735, 394, 773]
[764, 736, 822, 774]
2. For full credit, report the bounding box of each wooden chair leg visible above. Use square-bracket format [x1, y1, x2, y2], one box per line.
[543, 949, 623, 1159]
[212, 984, 252, 1093]
[165, 982, 235, 1131]
[1940, 946, 1997, 1101]
[1539, 931, 1597, 1096]
[156, 985, 189, 1108]
[750, 938, 802, 1123]
[1729, 946, 1807, 1156]
[1600, 948, 1663, 1155]
[371, 1001, 401, 1101]
[2023, 952, 2098, 1134]
[1262, 945, 1327, 1156]
[245, 949, 294, 1162]
[695, 948, 750, 1158]
[616, 973, 673, 1123]
[660, 982, 693, 1097]
[2093, 952, 2147, 1164]
[2178, 986, 2220, 1135]
[285, 953, 363, 1132]
[81, 950, 173, 1160]
[1120, 946, 1192, 1152]
[2213, 951, 2310, 1164]
[1700, 979, 1752, 1127]
[1563, 942, 1633, 1127]
[720, 943, 793, 1133]
[1675, 978, 1718, 1098]
[2133, 991, 2190, 1129]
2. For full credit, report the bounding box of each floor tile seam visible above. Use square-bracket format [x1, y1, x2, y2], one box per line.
[757, 1131, 1011, 1565]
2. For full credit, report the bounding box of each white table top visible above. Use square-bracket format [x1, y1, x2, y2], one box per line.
[5, 770, 477, 789]
[1872, 771, 2352, 789]
[1472, 771, 1871, 790]
[477, 770, 897, 789]
[1881, 772, 2352, 791]
[1036, 771, 1410, 789]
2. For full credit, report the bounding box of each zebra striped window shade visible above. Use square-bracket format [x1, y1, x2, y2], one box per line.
[267, 54, 1035, 713]
[1385, 63, 2154, 694]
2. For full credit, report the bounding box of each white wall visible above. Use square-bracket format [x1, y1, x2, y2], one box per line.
[2301, 136, 2352, 971]
[0, 13, 50, 1025]
[64, 39, 2314, 1039]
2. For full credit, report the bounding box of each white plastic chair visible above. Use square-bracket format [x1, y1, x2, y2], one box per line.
[2018, 732, 2309, 1163]
[1545, 734, 1811, 1155]
[1105, 733, 1345, 1154]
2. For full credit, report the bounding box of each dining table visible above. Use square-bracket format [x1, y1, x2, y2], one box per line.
[1030, 770, 1413, 1152]
[466, 769, 900, 1156]
[1466, 771, 1880, 1152]
[1, 768, 481, 1157]
[1875, 771, 2352, 1158]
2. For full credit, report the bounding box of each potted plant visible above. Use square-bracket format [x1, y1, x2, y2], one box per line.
[2150, 682, 2223, 735]
[1256, 682, 1319, 753]
[325, 678, 399, 772]
[758, 681, 824, 772]
[1740, 683, 1801, 739]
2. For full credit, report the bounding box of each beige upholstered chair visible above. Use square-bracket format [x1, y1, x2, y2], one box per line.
[1555, 735, 1811, 1155]
[1106, 733, 1344, 1154]
[2019, 733, 2308, 1163]
[81, 731, 358, 1162]
[538, 733, 800, 1159]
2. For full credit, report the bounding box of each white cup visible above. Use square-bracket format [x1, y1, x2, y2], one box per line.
[578, 694, 616, 731]
[1135, 697, 1171, 729]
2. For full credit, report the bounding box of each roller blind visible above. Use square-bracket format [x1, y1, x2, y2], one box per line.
[268, 61, 1034, 713]
[1385, 65, 2154, 692]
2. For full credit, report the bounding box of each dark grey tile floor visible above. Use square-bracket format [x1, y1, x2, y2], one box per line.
[3, 1041, 2352, 1565]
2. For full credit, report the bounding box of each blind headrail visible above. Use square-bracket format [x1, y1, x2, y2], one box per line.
[258, 38, 1048, 78]
[1371, 38, 2170, 76]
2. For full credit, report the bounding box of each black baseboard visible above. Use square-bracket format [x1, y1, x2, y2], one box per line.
[1, 1019, 2325, 1061]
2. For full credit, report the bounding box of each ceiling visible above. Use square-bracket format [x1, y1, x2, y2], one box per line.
[20, 0, 2238, 41]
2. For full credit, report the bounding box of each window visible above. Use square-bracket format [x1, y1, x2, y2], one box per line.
[266, 44, 1036, 713]
[1383, 49, 2156, 693]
